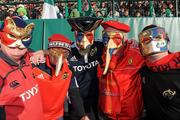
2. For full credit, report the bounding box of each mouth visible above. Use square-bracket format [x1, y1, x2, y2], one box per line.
[13, 55, 22, 58]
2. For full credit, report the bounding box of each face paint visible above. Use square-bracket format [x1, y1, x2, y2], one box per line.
[102, 31, 124, 75]
[140, 39, 168, 56]
[49, 48, 70, 76]
[102, 31, 124, 47]
[139, 27, 169, 56]
[75, 31, 94, 49]
[0, 17, 34, 49]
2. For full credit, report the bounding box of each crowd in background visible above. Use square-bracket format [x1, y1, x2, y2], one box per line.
[0, 0, 178, 20]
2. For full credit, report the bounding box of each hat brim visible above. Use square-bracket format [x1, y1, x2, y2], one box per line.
[67, 16, 103, 32]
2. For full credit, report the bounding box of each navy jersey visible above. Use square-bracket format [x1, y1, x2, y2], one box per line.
[142, 52, 180, 120]
[68, 41, 103, 101]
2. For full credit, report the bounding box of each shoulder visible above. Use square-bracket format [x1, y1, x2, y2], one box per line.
[93, 41, 104, 51]
[94, 40, 103, 46]
[125, 40, 144, 62]
[35, 63, 51, 75]
[126, 39, 140, 50]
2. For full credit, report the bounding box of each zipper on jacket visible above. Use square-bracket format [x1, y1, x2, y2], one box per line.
[18, 65, 27, 79]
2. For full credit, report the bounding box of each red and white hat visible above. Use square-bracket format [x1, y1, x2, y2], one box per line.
[48, 34, 72, 51]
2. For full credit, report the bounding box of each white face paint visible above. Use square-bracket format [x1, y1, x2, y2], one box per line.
[139, 26, 169, 56]
[7, 39, 26, 49]
[141, 39, 168, 56]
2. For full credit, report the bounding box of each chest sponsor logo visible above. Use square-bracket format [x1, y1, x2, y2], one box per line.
[9, 80, 20, 89]
[62, 72, 68, 79]
[128, 58, 133, 65]
[90, 47, 97, 56]
[162, 89, 176, 100]
[19, 84, 39, 102]
[36, 73, 45, 79]
[73, 60, 99, 72]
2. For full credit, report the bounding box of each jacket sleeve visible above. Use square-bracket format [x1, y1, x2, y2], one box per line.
[68, 76, 86, 118]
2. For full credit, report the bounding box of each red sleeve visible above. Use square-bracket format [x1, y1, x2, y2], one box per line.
[0, 76, 3, 91]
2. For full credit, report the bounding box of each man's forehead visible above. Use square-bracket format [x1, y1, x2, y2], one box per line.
[77, 30, 94, 34]
[49, 47, 69, 51]
[104, 27, 123, 32]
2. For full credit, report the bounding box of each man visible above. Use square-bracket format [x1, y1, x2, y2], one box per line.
[0, 16, 44, 120]
[67, 16, 103, 120]
[98, 20, 144, 120]
[139, 25, 180, 120]
[32, 34, 74, 120]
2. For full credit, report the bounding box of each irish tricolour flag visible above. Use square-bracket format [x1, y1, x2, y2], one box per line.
[41, 0, 57, 19]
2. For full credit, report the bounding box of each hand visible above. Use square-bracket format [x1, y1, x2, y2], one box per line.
[80, 115, 90, 120]
[30, 50, 46, 65]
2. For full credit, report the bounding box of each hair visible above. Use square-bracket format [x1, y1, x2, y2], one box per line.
[142, 24, 157, 32]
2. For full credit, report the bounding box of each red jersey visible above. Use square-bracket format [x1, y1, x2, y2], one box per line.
[98, 41, 144, 120]
[33, 57, 72, 120]
[0, 51, 44, 120]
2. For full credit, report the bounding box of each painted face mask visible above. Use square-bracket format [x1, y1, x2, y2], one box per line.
[67, 16, 103, 50]
[139, 27, 169, 56]
[0, 16, 34, 49]
[102, 30, 124, 75]
[49, 48, 70, 76]
[75, 31, 94, 49]
[48, 33, 72, 76]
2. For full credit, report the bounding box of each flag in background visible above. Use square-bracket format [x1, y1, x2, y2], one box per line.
[41, 0, 57, 19]
[149, 0, 155, 17]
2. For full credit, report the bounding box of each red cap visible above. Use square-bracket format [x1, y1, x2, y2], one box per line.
[101, 20, 130, 33]
[48, 34, 72, 51]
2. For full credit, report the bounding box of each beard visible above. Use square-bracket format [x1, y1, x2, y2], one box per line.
[78, 45, 91, 56]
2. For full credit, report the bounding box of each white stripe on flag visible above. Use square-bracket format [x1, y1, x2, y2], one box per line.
[41, 2, 57, 19]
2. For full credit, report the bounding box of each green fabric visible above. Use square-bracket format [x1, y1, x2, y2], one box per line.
[83, 0, 96, 17]
[166, 9, 173, 17]
[44, 0, 55, 5]
[149, 1, 155, 17]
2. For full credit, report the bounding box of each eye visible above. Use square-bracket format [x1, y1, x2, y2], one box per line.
[77, 32, 83, 36]
[9, 47, 17, 49]
[154, 35, 162, 40]
[142, 37, 151, 44]
[22, 36, 31, 41]
[8, 34, 16, 39]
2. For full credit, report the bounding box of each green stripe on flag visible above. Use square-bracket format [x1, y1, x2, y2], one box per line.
[44, 0, 55, 5]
